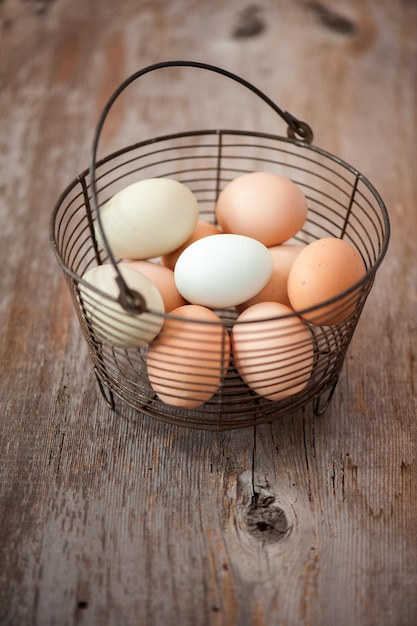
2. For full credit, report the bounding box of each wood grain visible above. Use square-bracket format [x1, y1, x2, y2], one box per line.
[0, 0, 416, 625]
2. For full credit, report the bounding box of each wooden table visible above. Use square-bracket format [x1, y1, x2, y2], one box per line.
[1, 1, 416, 624]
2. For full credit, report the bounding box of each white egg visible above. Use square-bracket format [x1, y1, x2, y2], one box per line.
[174, 234, 273, 309]
[95, 178, 199, 259]
[80, 264, 164, 348]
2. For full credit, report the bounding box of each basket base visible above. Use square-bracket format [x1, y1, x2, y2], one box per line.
[92, 366, 337, 431]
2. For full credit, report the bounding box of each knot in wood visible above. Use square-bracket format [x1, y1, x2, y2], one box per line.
[232, 5, 266, 39]
[244, 488, 290, 544]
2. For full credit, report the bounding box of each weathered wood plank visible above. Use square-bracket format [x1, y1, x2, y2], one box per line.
[0, 0, 416, 625]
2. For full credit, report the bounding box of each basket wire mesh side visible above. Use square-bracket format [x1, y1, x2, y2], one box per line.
[51, 128, 389, 430]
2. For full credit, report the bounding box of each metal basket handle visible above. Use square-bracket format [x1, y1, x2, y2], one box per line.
[90, 60, 314, 313]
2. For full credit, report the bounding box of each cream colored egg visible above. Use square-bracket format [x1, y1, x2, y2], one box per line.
[80, 264, 164, 348]
[120, 260, 187, 312]
[216, 172, 308, 246]
[161, 220, 222, 270]
[95, 178, 199, 259]
[146, 304, 230, 409]
[232, 301, 315, 401]
[287, 237, 367, 325]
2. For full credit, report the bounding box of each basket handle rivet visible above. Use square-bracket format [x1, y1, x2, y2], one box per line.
[115, 276, 147, 314]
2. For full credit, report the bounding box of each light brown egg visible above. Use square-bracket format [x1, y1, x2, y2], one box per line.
[287, 237, 367, 325]
[161, 220, 222, 270]
[215, 172, 308, 246]
[146, 305, 230, 409]
[120, 260, 187, 312]
[237, 243, 305, 312]
[232, 301, 315, 401]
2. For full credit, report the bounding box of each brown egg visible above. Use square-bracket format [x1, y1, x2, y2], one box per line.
[146, 304, 230, 409]
[120, 260, 187, 312]
[232, 301, 315, 401]
[161, 220, 222, 270]
[287, 237, 367, 325]
[215, 172, 308, 246]
[237, 243, 305, 312]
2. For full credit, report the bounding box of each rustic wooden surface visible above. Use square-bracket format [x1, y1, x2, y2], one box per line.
[0, 0, 416, 624]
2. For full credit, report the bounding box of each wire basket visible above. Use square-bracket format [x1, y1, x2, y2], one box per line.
[50, 61, 390, 430]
